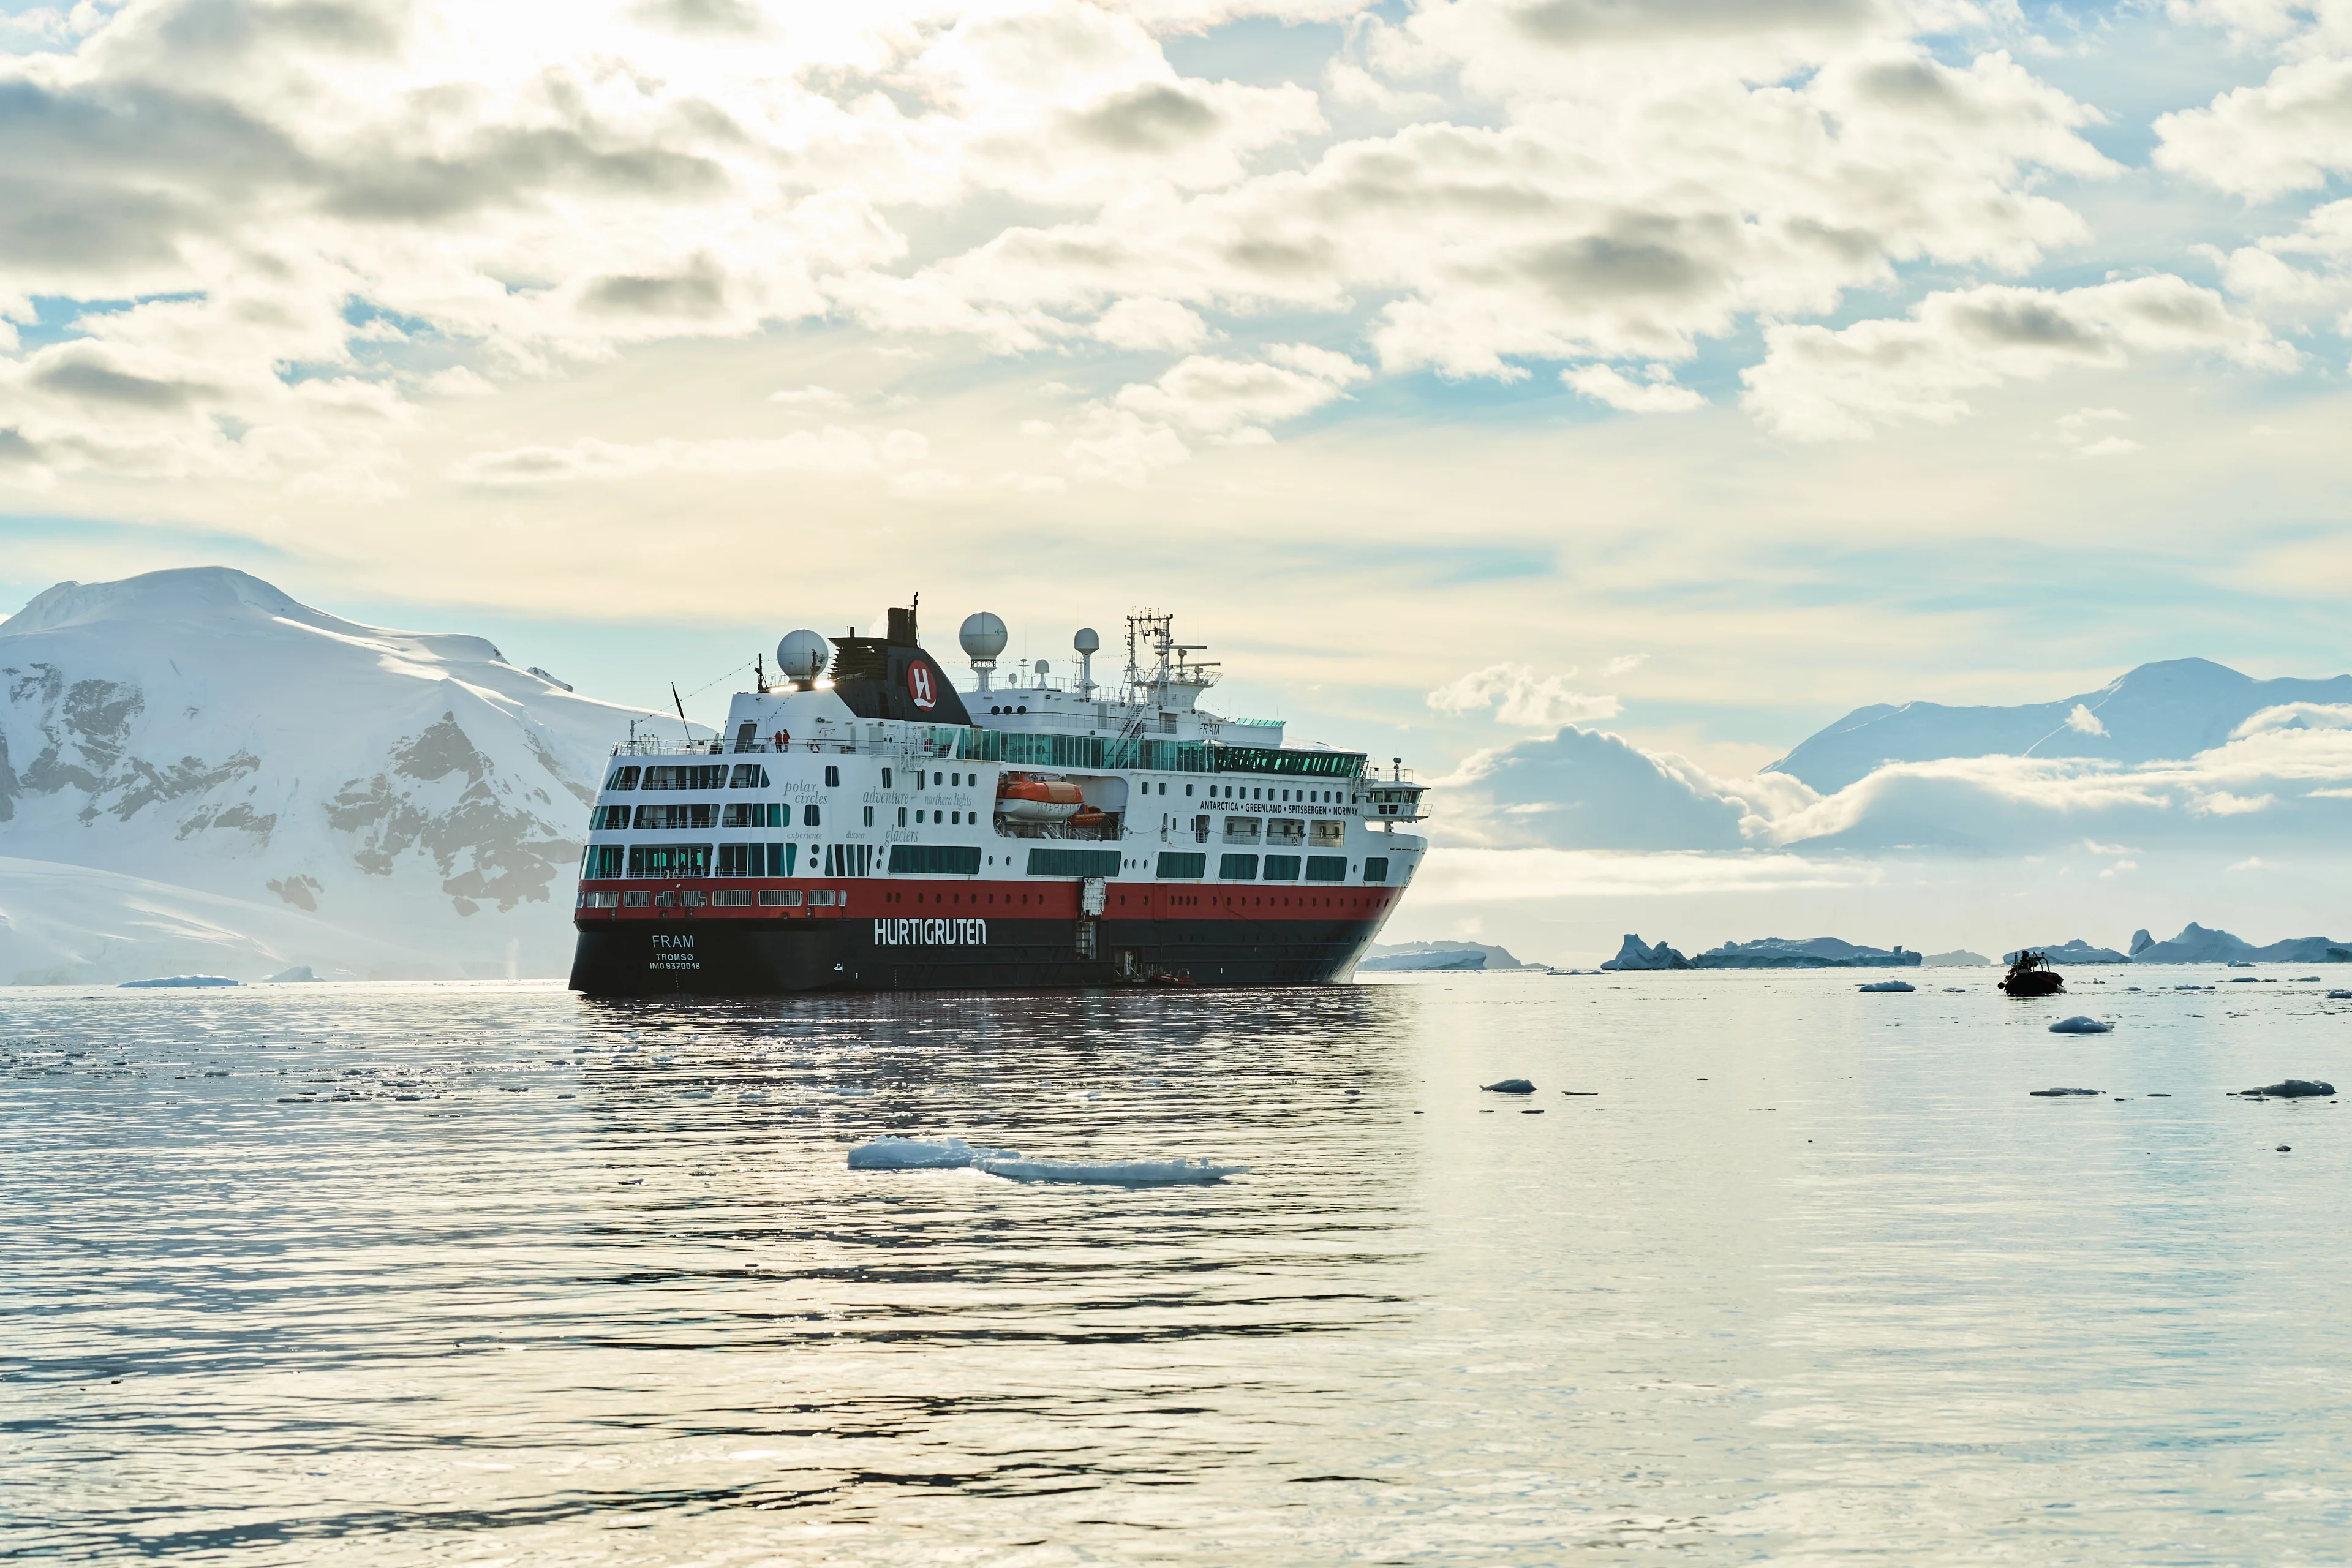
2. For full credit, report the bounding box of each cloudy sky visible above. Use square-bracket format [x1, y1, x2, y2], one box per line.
[4, 0, 2351, 962]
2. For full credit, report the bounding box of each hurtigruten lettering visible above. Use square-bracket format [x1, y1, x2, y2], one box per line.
[876, 918, 987, 947]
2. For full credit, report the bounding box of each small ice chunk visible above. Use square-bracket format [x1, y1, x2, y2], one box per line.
[847, 1137, 1016, 1170]
[974, 1155, 1247, 1186]
[2328, 990, 2351, 1000]
[1480, 1079, 1536, 1095]
[1857, 981, 1916, 993]
[2049, 1016, 2114, 1034]
[2029, 1087, 2102, 1096]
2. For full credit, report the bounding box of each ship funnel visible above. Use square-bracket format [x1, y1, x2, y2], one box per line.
[960, 611, 1008, 691]
[1074, 627, 1099, 697]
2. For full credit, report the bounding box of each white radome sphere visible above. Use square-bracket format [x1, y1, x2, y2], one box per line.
[1074, 627, 1100, 654]
[959, 611, 1008, 662]
[775, 628, 830, 681]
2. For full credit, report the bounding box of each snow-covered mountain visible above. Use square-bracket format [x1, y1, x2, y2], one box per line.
[0, 567, 693, 983]
[1768, 658, 2352, 794]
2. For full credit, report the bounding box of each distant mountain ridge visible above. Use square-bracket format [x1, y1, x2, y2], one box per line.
[0, 567, 687, 982]
[1767, 658, 2352, 794]
[1600, 934, 1918, 969]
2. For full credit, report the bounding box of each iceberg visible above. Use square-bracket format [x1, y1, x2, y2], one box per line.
[2029, 1087, 2103, 1096]
[1360, 941, 1532, 971]
[1857, 980, 1915, 993]
[116, 974, 241, 989]
[2233, 1079, 2336, 1098]
[1921, 950, 1990, 967]
[1692, 937, 1921, 968]
[1480, 1078, 1537, 1094]
[2048, 1016, 2114, 1034]
[2130, 923, 2352, 965]
[973, 1155, 1248, 1186]
[1599, 934, 1691, 970]
[846, 1137, 1016, 1170]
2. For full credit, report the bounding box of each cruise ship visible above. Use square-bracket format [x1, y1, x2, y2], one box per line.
[568, 603, 1427, 994]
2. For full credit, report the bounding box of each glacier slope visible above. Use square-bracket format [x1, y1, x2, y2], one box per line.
[0, 567, 693, 981]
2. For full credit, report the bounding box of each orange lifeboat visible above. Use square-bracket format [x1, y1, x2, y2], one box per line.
[1070, 805, 1110, 834]
[995, 772, 1083, 822]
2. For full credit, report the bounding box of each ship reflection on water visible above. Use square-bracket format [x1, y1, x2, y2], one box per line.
[7, 973, 2351, 1564]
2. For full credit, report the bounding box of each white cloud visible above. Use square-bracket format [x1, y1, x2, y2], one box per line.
[2155, 56, 2352, 200]
[1741, 277, 2293, 440]
[449, 427, 924, 485]
[768, 385, 853, 409]
[1428, 663, 1623, 727]
[1563, 363, 1706, 413]
[1092, 297, 1211, 352]
[1603, 652, 1651, 677]
[2066, 703, 2108, 734]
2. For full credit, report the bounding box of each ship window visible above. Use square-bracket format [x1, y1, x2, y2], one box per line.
[641, 764, 726, 791]
[1185, 784, 1194, 796]
[890, 845, 981, 875]
[914, 809, 924, 823]
[1219, 853, 1259, 881]
[1158, 852, 1206, 880]
[1263, 855, 1300, 881]
[627, 843, 712, 878]
[712, 889, 751, 907]
[803, 804, 821, 827]
[728, 764, 769, 788]
[593, 805, 630, 831]
[605, 766, 641, 791]
[623, 890, 650, 907]
[582, 845, 623, 879]
[1363, 858, 1390, 884]
[864, 805, 875, 827]
[881, 768, 893, 788]
[1305, 856, 1346, 882]
[824, 766, 840, 787]
[1223, 817, 1260, 843]
[634, 803, 716, 831]
[756, 889, 803, 908]
[1018, 706, 1027, 713]
[897, 806, 908, 827]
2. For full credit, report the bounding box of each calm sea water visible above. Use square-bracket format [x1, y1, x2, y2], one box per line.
[4, 968, 2349, 1564]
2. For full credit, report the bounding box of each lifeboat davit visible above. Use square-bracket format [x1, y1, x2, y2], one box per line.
[996, 772, 1083, 822]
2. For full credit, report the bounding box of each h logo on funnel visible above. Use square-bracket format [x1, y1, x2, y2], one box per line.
[907, 662, 937, 710]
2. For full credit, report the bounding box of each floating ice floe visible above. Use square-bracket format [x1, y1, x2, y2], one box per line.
[117, 974, 240, 989]
[2029, 1087, 2103, 1096]
[2233, 1079, 2337, 1098]
[2329, 990, 2352, 1000]
[1857, 981, 1915, 993]
[2049, 1016, 2114, 1034]
[1480, 1079, 1536, 1094]
[973, 1155, 1248, 1186]
[848, 1137, 1017, 1170]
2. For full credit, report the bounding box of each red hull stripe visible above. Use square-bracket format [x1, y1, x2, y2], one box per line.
[575, 878, 1398, 923]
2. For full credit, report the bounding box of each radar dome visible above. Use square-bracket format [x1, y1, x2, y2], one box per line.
[775, 628, 830, 682]
[1074, 627, 1100, 654]
[959, 611, 1008, 662]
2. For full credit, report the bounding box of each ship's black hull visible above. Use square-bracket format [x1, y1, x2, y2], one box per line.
[569, 914, 1385, 995]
